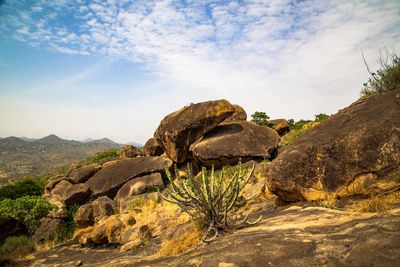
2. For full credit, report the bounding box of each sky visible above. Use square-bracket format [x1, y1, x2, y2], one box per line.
[0, 0, 399, 144]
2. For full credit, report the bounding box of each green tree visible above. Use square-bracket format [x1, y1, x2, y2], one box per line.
[314, 113, 330, 122]
[251, 111, 271, 126]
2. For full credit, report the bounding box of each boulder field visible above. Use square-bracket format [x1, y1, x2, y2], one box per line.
[32, 92, 400, 266]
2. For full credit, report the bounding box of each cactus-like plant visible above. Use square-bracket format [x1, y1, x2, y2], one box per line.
[162, 162, 262, 242]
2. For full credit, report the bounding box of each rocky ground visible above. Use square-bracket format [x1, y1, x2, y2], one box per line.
[25, 203, 400, 267]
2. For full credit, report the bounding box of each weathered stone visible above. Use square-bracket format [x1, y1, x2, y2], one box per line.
[44, 175, 66, 195]
[269, 89, 400, 202]
[115, 173, 164, 201]
[120, 239, 142, 252]
[74, 197, 115, 228]
[119, 214, 136, 227]
[154, 99, 235, 163]
[119, 144, 143, 159]
[86, 156, 172, 198]
[47, 208, 67, 219]
[32, 218, 64, 243]
[222, 104, 247, 123]
[90, 224, 107, 244]
[143, 138, 164, 156]
[120, 225, 151, 244]
[49, 180, 90, 206]
[67, 163, 101, 184]
[105, 215, 124, 243]
[269, 119, 290, 136]
[191, 121, 280, 168]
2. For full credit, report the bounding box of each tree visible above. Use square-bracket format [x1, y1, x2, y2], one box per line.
[250, 111, 270, 126]
[314, 113, 330, 122]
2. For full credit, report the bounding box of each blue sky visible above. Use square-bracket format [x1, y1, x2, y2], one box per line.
[0, 0, 399, 144]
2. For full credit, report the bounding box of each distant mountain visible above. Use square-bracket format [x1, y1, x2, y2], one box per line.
[0, 135, 124, 182]
[126, 141, 143, 147]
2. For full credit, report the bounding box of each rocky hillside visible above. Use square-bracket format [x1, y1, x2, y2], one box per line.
[0, 135, 121, 182]
[21, 89, 400, 266]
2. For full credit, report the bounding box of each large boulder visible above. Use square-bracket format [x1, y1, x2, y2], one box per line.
[269, 119, 290, 136]
[143, 138, 164, 156]
[119, 145, 143, 159]
[115, 173, 165, 202]
[222, 104, 247, 123]
[191, 121, 280, 168]
[44, 175, 66, 195]
[154, 100, 235, 163]
[269, 89, 400, 202]
[86, 156, 172, 198]
[32, 218, 64, 243]
[67, 163, 101, 184]
[74, 196, 115, 228]
[48, 180, 91, 207]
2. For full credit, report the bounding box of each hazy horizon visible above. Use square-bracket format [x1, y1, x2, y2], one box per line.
[1, 0, 399, 144]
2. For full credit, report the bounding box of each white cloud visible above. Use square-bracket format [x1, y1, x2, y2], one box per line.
[0, 0, 399, 142]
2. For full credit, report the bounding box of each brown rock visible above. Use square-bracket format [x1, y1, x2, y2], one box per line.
[85, 156, 172, 198]
[67, 163, 101, 184]
[115, 173, 165, 201]
[90, 224, 107, 244]
[191, 121, 280, 168]
[269, 88, 400, 202]
[120, 225, 151, 244]
[120, 239, 142, 252]
[222, 104, 247, 123]
[44, 175, 66, 195]
[105, 215, 124, 243]
[269, 119, 290, 136]
[49, 180, 90, 206]
[118, 192, 161, 214]
[119, 214, 136, 227]
[154, 99, 235, 163]
[32, 218, 64, 243]
[119, 144, 143, 159]
[143, 138, 164, 156]
[74, 197, 115, 228]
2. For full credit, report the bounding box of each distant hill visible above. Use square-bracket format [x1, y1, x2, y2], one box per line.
[0, 135, 122, 183]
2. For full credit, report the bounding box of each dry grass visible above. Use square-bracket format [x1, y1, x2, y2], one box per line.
[72, 225, 95, 240]
[157, 222, 203, 257]
[350, 191, 400, 212]
[128, 194, 190, 237]
[316, 194, 338, 209]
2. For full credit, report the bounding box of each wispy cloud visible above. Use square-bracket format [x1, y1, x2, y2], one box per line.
[0, 0, 399, 142]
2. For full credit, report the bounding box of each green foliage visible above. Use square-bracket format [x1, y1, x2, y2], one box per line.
[163, 163, 261, 242]
[314, 113, 330, 122]
[250, 111, 271, 127]
[0, 196, 54, 234]
[83, 149, 119, 165]
[289, 119, 312, 130]
[361, 50, 400, 96]
[56, 204, 79, 243]
[0, 175, 51, 201]
[0, 236, 35, 259]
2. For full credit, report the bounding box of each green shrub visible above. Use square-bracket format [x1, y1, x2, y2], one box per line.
[288, 119, 312, 130]
[163, 163, 261, 242]
[361, 50, 400, 96]
[250, 111, 271, 127]
[56, 204, 79, 243]
[314, 113, 330, 122]
[0, 236, 35, 259]
[0, 175, 50, 201]
[84, 149, 119, 165]
[0, 196, 54, 234]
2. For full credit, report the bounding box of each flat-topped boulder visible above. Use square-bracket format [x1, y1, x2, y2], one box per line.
[115, 173, 165, 202]
[269, 89, 400, 202]
[67, 163, 101, 184]
[191, 121, 280, 168]
[154, 99, 235, 163]
[47, 180, 90, 207]
[221, 104, 247, 123]
[85, 156, 172, 198]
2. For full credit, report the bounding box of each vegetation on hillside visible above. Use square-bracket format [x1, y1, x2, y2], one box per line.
[361, 50, 400, 96]
[0, 176, 50, 201]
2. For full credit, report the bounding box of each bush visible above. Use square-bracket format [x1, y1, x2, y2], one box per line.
[0, 196, 54, 234]
[314, 113, 330, 122]
[361, 50, 400, 96]
[163, 163, 262, 242]
[0, 176, 50, 201]
[250, 111, 271, 127]
[56, 204, 79, 243]
[84, 149, 119, 165]
[0, 236, 35, 259]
